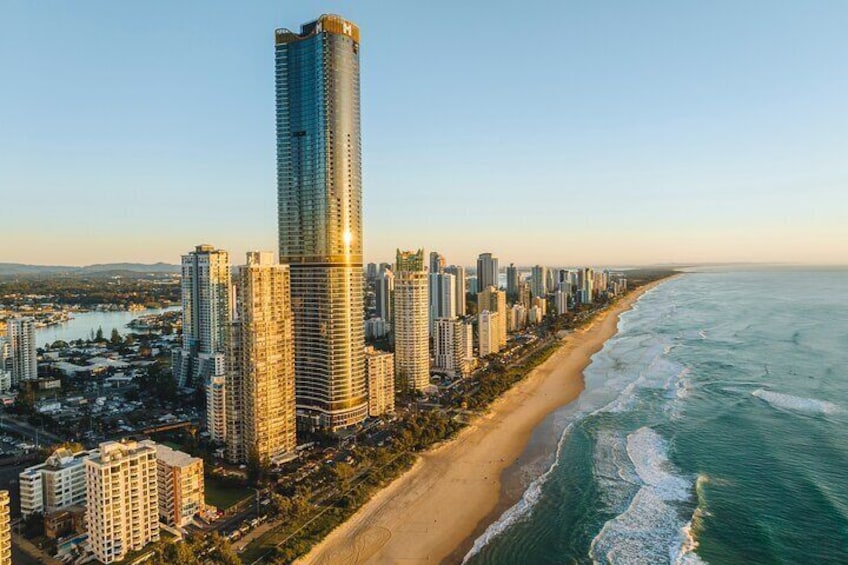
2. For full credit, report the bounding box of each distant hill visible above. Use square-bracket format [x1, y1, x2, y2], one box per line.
[0, 262, 180, 276]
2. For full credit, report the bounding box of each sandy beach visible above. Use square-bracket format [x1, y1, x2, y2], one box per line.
[298, 279, 669, 565]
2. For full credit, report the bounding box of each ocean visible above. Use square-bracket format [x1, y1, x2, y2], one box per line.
[464, 271, 848, 564]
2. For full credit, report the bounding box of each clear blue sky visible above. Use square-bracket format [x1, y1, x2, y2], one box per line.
[2, 1, 846, 266]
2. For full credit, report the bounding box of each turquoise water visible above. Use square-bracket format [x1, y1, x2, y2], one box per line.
[465, 271, 848, 564]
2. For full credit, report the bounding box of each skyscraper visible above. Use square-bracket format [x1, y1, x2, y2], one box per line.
[531, 265, 548, 298]
[226, 252, 296, 464]
[393, 249, 430, 391]
[444, 265, 466, 316]
[476, 253, 499, 292]
[429, 251, 446, 274]
[7, 317, 36, 384]
[275, 15, 367, 430]
[428, 272, 457, 330]
[172, 245, 231, 390]
[375, 269, 394, 323]
[506, 263, 520, 302]
[477, 286, 508, 347]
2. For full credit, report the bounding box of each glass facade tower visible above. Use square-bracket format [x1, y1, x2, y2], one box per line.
[275, 15, 367, 430]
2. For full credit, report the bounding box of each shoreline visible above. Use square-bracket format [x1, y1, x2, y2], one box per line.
[298, 277, 673, 565]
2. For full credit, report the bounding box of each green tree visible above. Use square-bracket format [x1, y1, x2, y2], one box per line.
[95, 326, 104, 342]
[110, 328, 122, 345]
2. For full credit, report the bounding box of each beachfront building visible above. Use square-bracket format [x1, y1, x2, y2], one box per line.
[477, 286, 508, 347]
[19, 447, 94, 518]
[433, 318, 474, 377]
[7, 316, 37, 384]
[173, 245, 231, 391]
[365, 346, 395, 417]
[276, 15, 368, 430]
[85, 441, 159, 564]
[393, 249, 430, 391]
[476, 253, 499, 292]
[226, 252, 297, 464]
[509, 304, 527, 332]
[155, 444, 204, 527]
[0, 491, 9, 565]
[478, 310, 502, 357]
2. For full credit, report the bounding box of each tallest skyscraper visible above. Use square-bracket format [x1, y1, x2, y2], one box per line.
[275, 15, 367, 430]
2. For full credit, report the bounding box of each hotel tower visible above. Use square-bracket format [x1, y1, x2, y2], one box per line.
[275, 15, 367, 429]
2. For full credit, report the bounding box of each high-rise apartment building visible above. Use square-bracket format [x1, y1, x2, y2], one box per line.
[556, 290, 569, 315]
[477, 286, 508, 347]
[476, 253, 499, 292]
[579, 267, 594, 304]
[375, 269, 394, 324]
[365, 346, 395, 417]
[227, 252, 296, 464]
[7, 316, 37, 384]
[433, 318, 474, 377]
[276, 15, 367, 430]
[429, 251, 446, 274]
[173, 245, 231, 391]
[393, 249, 430, 391]
[444, 265, 466, 316]
[154, 444, 204, 527]
[0, 339, 13, 393]
[19, 447, 94, 518]
[531, 265, 548, 299]
[366, 262, 378, 281]
[85, 441, 159, 564]
[428, 272, 457, 330]
[0, 491, 9, 565]
[506, 263, 520, 302]
[478, 311, 502, 357]
[206, 374, 227, 443]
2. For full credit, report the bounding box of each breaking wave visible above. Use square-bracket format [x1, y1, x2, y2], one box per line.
[589, 427, 699, 565]
[752, 389, 839, 415]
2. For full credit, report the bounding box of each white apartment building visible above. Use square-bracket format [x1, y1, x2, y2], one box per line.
[7, 317, 37, 384]
[393, 251, 430, 391]
[556, 290, 569, 316]
[172, 245, 231, 389]
[85, 441, 159, 564]
[433, 318, 474, 377]
[365, 346, 395, 417]
[478, 310, 502, 357]
[206, 367, 227, 444]
[19, 447, 94, 518]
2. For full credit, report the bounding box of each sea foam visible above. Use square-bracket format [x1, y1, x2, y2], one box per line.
[590, 427, 697, 565]
[752, 389, 839, 415]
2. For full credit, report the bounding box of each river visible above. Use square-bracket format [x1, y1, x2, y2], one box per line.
[35, 307, 179, 346]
